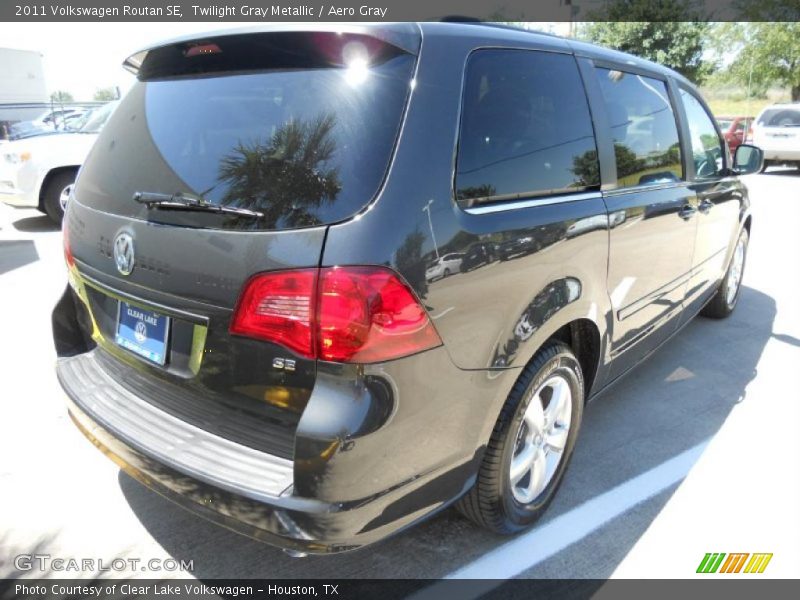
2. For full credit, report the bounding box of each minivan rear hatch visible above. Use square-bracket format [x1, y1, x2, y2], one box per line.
[65, 26, 419, 460]
[755, 106, 800, 151]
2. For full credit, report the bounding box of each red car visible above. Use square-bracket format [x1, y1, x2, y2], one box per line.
[717, 115, 754, 153]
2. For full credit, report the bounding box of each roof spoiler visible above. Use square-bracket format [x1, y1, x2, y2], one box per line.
[123, 23, 421, 78]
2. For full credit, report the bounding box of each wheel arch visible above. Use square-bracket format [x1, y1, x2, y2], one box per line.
[545, 318, 602, 400]
[38, 165, 80, 211]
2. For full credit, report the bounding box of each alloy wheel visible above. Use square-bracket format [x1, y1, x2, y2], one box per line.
[726, 235, 746, 307]
[510, 375, 572, 504]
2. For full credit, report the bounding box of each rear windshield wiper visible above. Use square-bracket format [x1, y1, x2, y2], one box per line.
[133, 191, 264, 218]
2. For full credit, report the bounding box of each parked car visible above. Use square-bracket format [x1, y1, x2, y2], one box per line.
[7, 107, 89, 139]
[497, 234, 537, 261]
[53, 23, 762, 556]
[0, 101, 116, 222]
[460, 241, 494, 272]
[752, 103, 800, 170]
[716, 115, 753, 154]
[425, 253, 463, 281]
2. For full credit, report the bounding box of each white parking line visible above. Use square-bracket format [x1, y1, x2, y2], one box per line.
[411, 440, 709, 598]
[430, 306, 455, 320]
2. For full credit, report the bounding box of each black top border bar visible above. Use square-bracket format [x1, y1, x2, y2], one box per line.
[1, 0, 799, 22]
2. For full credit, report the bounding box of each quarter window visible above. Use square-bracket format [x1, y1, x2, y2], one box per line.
[681, 89, 725, 179]
[594, 68, 683, 188]
[455, 50, 600, 206]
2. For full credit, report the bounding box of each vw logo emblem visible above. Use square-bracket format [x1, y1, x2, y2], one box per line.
[113, 232, 135, 276]
[134, 321, 147, 343]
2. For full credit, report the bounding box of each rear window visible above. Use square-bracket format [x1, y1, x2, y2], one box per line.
[455, 49, 599, 207]
[76, 32, 415, 230]
[757, 108, 800, 127]
[594, 68, 683, 188]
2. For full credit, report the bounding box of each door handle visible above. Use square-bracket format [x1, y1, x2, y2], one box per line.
[678, 204, 697, 220]
[698, 198, 714, 214]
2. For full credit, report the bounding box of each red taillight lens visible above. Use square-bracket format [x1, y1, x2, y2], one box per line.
[230, 266, 442, 363]
[63, 219, 74, 268]
[318, 267, 441, 362]
[229, 269, 317, 359]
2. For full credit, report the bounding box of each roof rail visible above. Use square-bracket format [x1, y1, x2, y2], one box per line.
[437, 19, 563, 39]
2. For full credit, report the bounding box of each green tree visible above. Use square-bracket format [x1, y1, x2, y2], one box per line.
[578, 0, 710, 83]
[571, 149, 600, 188]
[456, 184, 496, 203]
[218, 114, 341, 229]
[395, 229, 428, 299]
[724, 23, 800, 101]
[93, 87, 117, 101]
[50, 90, 73, 103]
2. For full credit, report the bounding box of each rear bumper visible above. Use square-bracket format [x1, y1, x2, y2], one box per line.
[0, 183, 36, 207]
[0, 164, 37, 207]
[58, 351, 294, 500]
[762, 149, 800, 162]
[58, 350, 483, 554]
[53, 279, 507, 553]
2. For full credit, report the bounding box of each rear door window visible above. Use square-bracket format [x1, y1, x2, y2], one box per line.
[455, 49, 599, 207]
[75, 32, 416, 230]
[594, 68, 683, 188]
[680, 89, 725, 179]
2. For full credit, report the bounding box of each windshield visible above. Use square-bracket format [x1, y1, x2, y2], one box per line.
[757, 108, 800, 127]
[716, 119, 733, 130]
[76, 33, 415, 231]
[78, 102, 117, 133]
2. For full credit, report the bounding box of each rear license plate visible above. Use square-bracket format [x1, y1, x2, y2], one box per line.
[115, 301, 170, 365]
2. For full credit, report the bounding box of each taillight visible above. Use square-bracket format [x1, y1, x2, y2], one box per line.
[230, 266, 442, 364]
[63, 218, 74, 269]
[229, 269, 317, 358]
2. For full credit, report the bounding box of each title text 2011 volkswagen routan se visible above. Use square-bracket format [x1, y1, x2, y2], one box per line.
[53, 23, 764, 554]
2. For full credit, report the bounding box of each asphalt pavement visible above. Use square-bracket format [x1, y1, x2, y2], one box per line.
[0, 169, 798, 581]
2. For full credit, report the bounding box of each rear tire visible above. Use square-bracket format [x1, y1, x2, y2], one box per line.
[701, 228, 748, 319]
[42, 170, 76, 224]
[457, 342, 584, 534]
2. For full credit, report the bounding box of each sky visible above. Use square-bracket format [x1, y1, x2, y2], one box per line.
[0, 22, 572, 101]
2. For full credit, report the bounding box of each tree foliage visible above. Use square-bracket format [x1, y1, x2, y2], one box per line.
[50, 90, 73, 103]
[723, 23, 800, 101]
[578, 0, 710, 83]
[93, 87, 117, 101]
[218, 114, 341, 229]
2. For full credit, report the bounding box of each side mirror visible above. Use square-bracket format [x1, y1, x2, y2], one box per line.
[733, 144, 764, 175]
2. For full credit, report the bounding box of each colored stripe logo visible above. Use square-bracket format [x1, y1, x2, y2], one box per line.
[697, 553, 773, 574]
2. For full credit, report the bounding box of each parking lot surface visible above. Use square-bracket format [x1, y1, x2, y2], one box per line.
[1, 170, 798, 580]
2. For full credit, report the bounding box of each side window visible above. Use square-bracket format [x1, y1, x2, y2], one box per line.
[455, 49, 599, 206]
[594, 68, 683, 188]
[680, 89, 725, 179]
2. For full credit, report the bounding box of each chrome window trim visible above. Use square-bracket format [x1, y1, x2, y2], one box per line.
[463, 191, 602, 215]
[602, 181, 688, 198]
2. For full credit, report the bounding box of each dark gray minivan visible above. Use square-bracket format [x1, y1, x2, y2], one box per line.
[53, 22, 763, 554]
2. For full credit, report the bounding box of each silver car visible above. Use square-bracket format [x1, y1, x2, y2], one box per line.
[426, 252, 464, 281]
